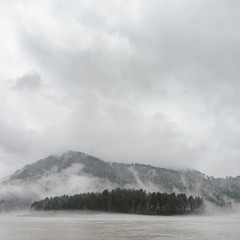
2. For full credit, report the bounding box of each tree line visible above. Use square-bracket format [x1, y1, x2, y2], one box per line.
[31, 188, 204, 215]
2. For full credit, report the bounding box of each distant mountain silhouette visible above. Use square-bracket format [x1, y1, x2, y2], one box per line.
[1, 151, 240, 210]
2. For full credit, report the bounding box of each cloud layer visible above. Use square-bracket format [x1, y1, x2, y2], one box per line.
[1, 0, 240, 177]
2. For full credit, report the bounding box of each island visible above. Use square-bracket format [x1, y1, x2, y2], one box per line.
[31, 188, 204, 215]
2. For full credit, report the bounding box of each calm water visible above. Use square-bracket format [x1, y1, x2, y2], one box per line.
[0, 211, 240, 240]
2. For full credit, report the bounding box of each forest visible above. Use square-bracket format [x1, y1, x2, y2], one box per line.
[31, 189, 204, 215]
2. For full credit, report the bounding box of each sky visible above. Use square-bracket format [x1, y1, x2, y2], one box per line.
[0, 0, 240, 178]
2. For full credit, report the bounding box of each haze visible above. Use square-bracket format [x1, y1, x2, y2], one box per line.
[1, 0, 240, 178]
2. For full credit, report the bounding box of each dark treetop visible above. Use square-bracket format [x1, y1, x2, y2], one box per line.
[31, 188, 204, 215]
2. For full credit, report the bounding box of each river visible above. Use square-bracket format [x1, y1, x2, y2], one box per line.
[0, 211, 239, 239]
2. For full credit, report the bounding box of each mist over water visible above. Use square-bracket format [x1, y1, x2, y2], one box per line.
[1, 211, 240, 240]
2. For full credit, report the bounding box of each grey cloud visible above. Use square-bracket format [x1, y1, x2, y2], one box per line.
[0, 0, 240, 178]
[0, 119, 38, 155]
[12, 71, 44, 91]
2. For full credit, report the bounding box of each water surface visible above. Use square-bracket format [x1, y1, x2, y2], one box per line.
[0, 211, 239, 240]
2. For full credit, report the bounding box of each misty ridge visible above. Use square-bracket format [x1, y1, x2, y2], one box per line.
[1, 150, 240, 213]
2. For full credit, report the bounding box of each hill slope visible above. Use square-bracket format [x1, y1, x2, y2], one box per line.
[1, 151, 240, 210]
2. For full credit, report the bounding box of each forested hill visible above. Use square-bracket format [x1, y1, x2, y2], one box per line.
[1, 151, 240, 211]
[31, 189, 204, 215]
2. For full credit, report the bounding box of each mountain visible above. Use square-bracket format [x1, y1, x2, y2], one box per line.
[1, 151, 240, 211]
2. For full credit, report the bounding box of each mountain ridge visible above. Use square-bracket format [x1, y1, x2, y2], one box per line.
[1, 150, 240, 211]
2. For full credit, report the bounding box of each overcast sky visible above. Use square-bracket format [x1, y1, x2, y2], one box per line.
[1, 0, 240, 178]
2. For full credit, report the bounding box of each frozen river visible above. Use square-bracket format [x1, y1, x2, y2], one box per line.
[0, 211, 239, 240]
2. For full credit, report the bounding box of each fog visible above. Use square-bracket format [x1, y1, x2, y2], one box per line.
[0, 164, 116, 210]
[1, 0, 240, 178]
[0, 158, 170, 211]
